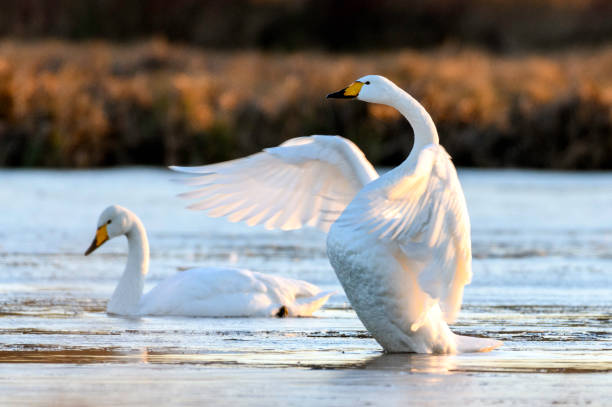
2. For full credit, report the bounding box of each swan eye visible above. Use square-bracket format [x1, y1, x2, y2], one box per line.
[365, 81, 371, 85]
[107, 220, 112, 224]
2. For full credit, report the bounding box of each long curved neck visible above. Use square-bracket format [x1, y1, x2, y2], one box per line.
[106, 217, 149, 315]
[389, 87, 439, 158]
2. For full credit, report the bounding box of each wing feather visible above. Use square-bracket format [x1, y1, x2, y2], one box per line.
[171, 135, 378, 232]
[337, 145, 471, 322]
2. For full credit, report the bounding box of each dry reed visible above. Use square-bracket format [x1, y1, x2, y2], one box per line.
[1, 39, 611, 168]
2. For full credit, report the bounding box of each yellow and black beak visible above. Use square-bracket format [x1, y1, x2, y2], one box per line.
[326, 81, 364, 99]
[84, 224, 109, 256]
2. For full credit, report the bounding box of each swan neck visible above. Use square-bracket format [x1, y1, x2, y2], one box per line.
[106, 216, 149, 315]
[390, 87, 439, 154]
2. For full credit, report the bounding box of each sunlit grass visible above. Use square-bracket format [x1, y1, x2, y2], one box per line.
[1, 39, 611, 168]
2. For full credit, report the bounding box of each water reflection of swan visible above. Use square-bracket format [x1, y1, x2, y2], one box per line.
[171, 75, 501, 353]
[84, 205, 333, 317]
[361, 353, 456, 374]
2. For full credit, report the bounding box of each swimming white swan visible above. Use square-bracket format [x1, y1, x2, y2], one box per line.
[170, 75, 502, 353]
[84, 205, 333, 317]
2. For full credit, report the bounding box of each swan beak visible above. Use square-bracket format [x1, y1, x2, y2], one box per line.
[84, 224, 109, 256]
[326, 81, 363, 99]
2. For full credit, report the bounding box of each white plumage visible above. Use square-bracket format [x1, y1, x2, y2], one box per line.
[139, 267, 331, 317]
[171, 135, 377, 232]
[334, 144, 471, 324]
[172, 75, 501, 353]
[327, 143, 476, 352]
[84, 205, 333, 317]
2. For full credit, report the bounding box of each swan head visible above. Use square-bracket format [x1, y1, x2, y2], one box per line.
[326, 75, 398, 105]
[84, 205, 134, 255]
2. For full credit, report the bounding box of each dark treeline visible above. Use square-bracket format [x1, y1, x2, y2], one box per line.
[2, 0, 612, 52]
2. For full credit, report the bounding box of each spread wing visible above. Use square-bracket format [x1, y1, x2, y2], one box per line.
[337, 145, 472, 322]
[170, 135, 378, 232]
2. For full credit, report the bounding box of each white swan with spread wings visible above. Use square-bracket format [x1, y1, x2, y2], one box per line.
[171, 75, 502, 353]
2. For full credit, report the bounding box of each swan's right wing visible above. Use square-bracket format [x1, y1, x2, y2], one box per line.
[170, 135, 378, 232]
[337, 145, 471, 323]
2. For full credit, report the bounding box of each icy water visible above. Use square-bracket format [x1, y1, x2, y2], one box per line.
[0, 168, 611, 406]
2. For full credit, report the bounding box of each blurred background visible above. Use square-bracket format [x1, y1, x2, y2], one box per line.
[1, 0, 611, 169]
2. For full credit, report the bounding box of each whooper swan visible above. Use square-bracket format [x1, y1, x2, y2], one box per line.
[85, 205, 333, 317]
[171, 75, 502, 353]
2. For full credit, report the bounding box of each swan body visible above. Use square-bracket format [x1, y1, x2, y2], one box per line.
[327, 145, 473, 353]
[171, 75, 501, 353]
[84, 205, 333, 317]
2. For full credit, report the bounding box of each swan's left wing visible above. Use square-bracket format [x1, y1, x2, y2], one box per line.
[338, 145, 471, 322]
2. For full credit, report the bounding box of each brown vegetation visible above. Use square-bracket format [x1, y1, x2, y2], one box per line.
[1, 39, 612, 168]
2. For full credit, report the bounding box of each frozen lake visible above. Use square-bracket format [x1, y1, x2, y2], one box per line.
[1, 168, 611, 406]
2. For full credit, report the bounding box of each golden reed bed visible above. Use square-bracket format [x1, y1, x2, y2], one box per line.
[1, 39, 611, 168]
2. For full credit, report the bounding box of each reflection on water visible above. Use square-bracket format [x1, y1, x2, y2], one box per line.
[3, 344, 609, 374]
[1, 168, 611, 404]
[0, 348, 145, 364]
[361, 353, 457, 374]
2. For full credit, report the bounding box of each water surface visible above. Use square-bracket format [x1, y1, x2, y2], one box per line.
[0, 168, 611, 406]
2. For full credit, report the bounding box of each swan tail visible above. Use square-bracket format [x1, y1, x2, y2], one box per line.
[288, 291, 335, 317]
[453, 333, 502, 353]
